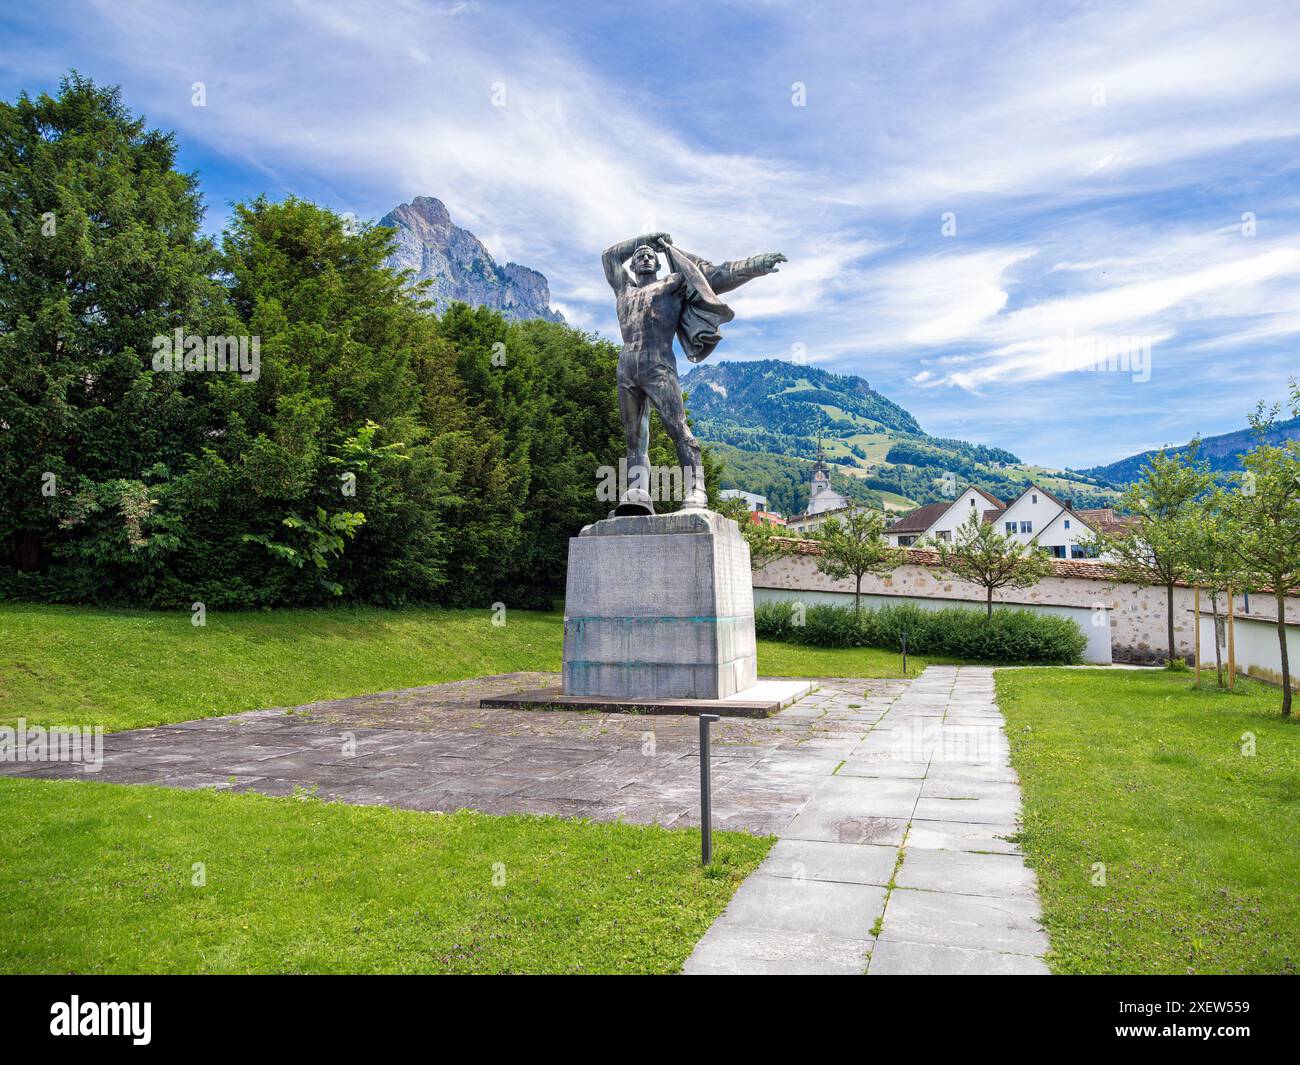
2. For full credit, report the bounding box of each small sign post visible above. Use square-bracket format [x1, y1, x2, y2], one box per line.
[900, 632, 909, 675]
[699, 713, 720, 866]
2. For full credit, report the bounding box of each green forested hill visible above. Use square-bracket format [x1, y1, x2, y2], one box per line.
[687, 361, 1116, 515]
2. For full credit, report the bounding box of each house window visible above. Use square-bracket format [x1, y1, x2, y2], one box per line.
[1031, 494, 1038, 504]
[1020, 521, 1033, 534]
[1064, 519, 1071, 529]
[970, 498, 976, 506]
[1005, 521, 1016, 533]
[897, 535, 917, 547]
[936, 530, 951, 542]
[1050, 545, 1067, 558]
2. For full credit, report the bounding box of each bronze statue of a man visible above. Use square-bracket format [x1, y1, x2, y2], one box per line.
[602, 232, 786, 514]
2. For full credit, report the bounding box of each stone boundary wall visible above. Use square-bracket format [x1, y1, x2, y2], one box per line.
[756, 541, 1300, 664]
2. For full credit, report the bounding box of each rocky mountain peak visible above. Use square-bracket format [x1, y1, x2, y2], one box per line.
[380, 196, 563, 323]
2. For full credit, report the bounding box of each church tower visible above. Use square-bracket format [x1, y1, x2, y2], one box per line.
[806, 430, 849, 516]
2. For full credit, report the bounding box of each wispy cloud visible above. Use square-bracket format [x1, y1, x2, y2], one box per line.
[2, 0, 1298, 467]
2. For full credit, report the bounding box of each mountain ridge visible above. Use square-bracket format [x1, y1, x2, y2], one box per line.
[381, 196, 563, 323]
[1081, 415, 1300, 484]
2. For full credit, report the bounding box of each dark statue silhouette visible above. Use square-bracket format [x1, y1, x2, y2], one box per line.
[601, 233, 786, 514]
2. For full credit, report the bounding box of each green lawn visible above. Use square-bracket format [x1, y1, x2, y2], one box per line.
[997, 668, 1300, 975]
[756, 640, 955, 679]
[0, 603, 935, 732]
[0, 777, 770, 974]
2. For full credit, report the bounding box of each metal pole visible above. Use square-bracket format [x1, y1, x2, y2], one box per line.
[699, 713, 719, 866]
[900, 632, 908, 675]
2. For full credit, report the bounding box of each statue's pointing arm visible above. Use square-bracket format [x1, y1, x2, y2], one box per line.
[701, 252, 788, 295]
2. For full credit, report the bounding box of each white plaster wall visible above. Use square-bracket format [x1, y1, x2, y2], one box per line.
[1197, 613, 1300, 689]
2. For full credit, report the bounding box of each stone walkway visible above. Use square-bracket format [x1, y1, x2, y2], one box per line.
[683, 666, 1050, 975]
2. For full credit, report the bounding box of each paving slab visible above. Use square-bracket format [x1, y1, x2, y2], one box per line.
[763, 839, 899, 886]
[684, 664, 1048, 976]
[717, 875, 887, 940]
[682, 925, 871, 975]
[894, 846, 1038, 900]
[904, 819, 1023, 855]
[878, 887, 1049, 956]
[868, 940, 1050, 975]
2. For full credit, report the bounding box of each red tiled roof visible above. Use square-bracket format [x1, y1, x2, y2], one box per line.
[774, 538, 1120, 581]
[885, 501, 951, 534]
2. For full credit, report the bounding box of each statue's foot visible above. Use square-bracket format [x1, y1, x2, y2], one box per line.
[681, 487, 708, 510]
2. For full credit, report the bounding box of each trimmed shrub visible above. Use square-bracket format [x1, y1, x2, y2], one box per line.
[780, 602, 1086, 664]
[754, 599, 798, 641]
[797, 603, 864, 648]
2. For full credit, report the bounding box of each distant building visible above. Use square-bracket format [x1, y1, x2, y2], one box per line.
[720, 489, 769, 512]
[806, 438, 849, 516]
[885, 483, 1135, 560]
[785, 437, 858, 533]
[720, 488, 785, 526]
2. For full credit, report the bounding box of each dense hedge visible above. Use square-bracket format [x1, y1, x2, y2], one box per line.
[755, 601, 1087, 664]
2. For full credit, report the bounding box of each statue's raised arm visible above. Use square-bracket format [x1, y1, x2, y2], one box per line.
[602, 232, 672, 292]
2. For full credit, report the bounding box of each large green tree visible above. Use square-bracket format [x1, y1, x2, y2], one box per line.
[0, 73, 226, 596]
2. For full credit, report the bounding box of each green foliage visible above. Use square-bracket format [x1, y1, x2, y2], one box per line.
[0, 74, 227, 594]
[711, 442, 882, 516]
[930, 510, 1055, 616]
[754, 599, 798, 640]
[811, 508, 901, 615]
[1214, 382, 1300, 715]
[715, 497, 788, 569]
[682, 358, 922, 445]
[1100, 446, 1215, 663]
[782, 602, 1086, 664]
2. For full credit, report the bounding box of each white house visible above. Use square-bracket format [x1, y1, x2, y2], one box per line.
[886, 483, 1132, 560]
[885, 487, 1005, 547]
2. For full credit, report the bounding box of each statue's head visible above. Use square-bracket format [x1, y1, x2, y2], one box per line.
[630, 244, 659, 277]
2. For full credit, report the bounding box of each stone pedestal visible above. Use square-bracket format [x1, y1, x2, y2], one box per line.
[562, 510, 758, 700]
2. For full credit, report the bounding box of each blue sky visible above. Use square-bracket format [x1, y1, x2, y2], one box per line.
[3, 0, 1298, 468]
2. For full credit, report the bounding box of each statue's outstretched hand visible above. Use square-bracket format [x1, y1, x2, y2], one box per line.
[755, 252, 787, 274]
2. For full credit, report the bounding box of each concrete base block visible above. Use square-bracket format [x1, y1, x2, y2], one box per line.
[562, 509, 758, 700]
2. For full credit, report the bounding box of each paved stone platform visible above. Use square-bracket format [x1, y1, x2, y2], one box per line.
[682, 665, 1050, 976]
[0, 671, 903, 836]
[479, 678, 814, 717]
